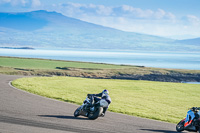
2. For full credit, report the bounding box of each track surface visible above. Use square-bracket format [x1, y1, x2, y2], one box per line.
[0, 74, 182, 133]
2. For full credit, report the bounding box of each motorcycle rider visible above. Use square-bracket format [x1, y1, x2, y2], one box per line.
[87, 89, 111, 117]
[184, 107, 200, 127]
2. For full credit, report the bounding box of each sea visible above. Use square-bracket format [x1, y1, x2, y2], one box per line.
[0, 48, 200, 70]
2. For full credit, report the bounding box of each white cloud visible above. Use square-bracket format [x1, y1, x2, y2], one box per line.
[0, 0, 28, 6]
[51, 2, 176, 21]
[186, 15, 200, 26]
[1, 1, 198, 39]
[0, 0, 10, 4]
[120, 5, 153, 19]
[96, 5, 113, 16]
[0, 0, 11, 3]
[0, 0, 41, 8]
[31, 0, 41, 8]
[43, 2, 200, 39]
[154, 9, 165, 19]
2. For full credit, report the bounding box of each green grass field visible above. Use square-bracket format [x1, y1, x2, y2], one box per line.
[0, 56, 132, 69]
[12, 76, 200, 124]
[1, 56, 200, 80]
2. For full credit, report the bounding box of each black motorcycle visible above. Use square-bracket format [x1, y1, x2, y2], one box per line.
[74, 95, 105, 120]
[176, 107, 200, 132]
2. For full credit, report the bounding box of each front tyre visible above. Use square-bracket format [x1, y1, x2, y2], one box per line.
[88, 107, 103, 120]
[74, 107, 81, 117]
[176, 120, 184, 132]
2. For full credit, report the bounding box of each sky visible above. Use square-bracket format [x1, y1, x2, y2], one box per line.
[0, 0, 200, 39]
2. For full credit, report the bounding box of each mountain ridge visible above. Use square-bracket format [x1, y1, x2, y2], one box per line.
[0, 10, 199, 51]
[176, 37, 200, 46]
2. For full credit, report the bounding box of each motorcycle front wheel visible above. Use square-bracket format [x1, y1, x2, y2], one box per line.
[176, 120, 184, 132]
[74, 106, 81, 117]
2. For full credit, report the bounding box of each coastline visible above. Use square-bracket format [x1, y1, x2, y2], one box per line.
[0, 56, 200, 83]
[0, 48, 200, 70]
[0, 47, 35, 50]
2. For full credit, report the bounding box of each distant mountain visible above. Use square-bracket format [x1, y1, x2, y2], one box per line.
[0, 10, 199, 51]
[176, 38, 200, 46]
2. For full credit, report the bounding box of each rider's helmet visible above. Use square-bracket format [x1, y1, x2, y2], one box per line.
[102, 89, 109, 97]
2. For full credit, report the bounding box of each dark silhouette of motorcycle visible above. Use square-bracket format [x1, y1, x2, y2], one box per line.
[176, 107, 200, 132]
[74, 95, 107, 120]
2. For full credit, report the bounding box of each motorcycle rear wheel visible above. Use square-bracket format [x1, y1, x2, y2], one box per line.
[88, 107, 103, 120]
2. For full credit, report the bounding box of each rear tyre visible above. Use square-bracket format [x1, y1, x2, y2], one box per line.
[88, 107, 103, 120]
[176, 120, 184, 132]
[74, 107, 81, 117]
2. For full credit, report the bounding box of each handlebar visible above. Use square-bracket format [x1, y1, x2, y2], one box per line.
[87, 94, 94, 97]
[189, 107, 200, 112]
[87, 94, 94, 99]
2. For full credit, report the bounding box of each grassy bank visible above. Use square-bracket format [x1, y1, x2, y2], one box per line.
[1, 56, 200, 82]
[12, 76, 200, 123]
[0, 56, 131, 69]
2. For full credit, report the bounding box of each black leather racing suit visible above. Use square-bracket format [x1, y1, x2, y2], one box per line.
[88, 92, 111, 114]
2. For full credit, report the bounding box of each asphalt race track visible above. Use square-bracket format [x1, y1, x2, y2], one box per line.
[0, 74, 182, 133]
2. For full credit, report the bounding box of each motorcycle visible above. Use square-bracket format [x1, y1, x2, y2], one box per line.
[176, 107, 200, 132]
[74, 95, 108, 120]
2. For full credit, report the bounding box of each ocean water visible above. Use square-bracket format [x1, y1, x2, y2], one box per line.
[185, 82, 200, 84]
[0, 48, 200, 70]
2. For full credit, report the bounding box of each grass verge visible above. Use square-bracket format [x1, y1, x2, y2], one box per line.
[0, 56, 133, 69]
[1, 56, 200, 82]
[12, 76, 200, 123]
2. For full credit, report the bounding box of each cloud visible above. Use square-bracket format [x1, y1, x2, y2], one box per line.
[1, 1, 198, 39]
[43, 2, 200, 38]
[52, 2, 176, 22]
[185, 15, 200, 26]
[0, 0, 27, 6]
[31, 0, 41, 8]
[0, 0, 41, 8]
[96, 5, 113, 16]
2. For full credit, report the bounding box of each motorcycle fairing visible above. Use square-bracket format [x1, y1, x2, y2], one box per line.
[184, 110, 195, 127]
